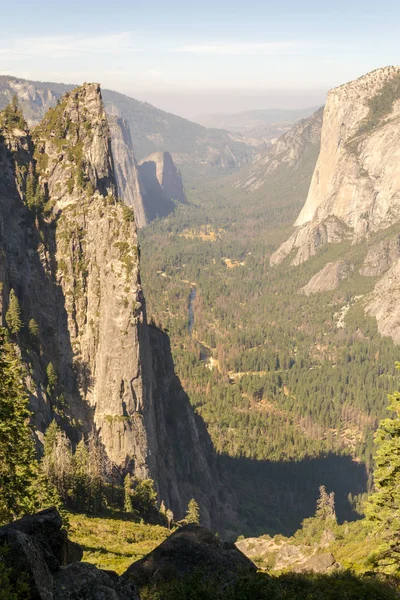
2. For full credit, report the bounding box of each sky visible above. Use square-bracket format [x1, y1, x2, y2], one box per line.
[0, 0, 399, 119]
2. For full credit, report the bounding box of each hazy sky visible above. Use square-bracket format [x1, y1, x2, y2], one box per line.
[1, 0, 399, 119]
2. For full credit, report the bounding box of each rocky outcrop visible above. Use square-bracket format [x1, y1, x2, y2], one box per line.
[123, 524, 256, 589]
[109, 116, 148, 228]
[104, 120, 186, 228]
[30, 84, 151, 472]
[0, 97, 89, 440]
[0, 508, 140, 600]
[271, 67, 400, 265]
[366, 259, 400, 344]
[298, 553, 339, 573]
[236, 535, 339, 573]
[300, 261, 354, 295]
[270, 216, 350, 266]
[360, 234, 400, 276]
[140, 152, 186, 205]
[138, 151, 186, 223]
[0, 85, 238, 533]
[146, 327, 238, 535]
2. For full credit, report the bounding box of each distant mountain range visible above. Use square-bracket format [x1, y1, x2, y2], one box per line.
[196, 107, 321, 141]
[0, 76, 263, 186]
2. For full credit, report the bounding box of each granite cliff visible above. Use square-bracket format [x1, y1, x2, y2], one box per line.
[269, 66, 400, 345]
[109, 118, 186, 227]
[0, 85, 237, 532]
[271, 67, 400, 266]
[138, 151, 186, 222]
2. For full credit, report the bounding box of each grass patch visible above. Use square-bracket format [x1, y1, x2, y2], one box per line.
[68, 513, 170, 574]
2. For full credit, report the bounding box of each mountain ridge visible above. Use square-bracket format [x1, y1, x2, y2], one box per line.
[0, 75, 261, 187]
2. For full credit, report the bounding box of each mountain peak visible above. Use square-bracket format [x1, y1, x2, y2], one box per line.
[33, 83, 116, 206]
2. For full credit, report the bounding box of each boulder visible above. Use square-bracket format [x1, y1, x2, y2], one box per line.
[0, 528, 53, 600]
[53, 563, 139, 600]
[0, 507, 82, 573]
[123, 523, 256, 589]
[0, 508, 140, 599]
[297, 552, 339, 573]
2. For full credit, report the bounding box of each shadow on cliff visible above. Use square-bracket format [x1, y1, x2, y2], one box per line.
[220, 452, 368, 537]
[145, 324, 368, 538]
[146, 324, 237, 534]
[0, 136, 92, 444]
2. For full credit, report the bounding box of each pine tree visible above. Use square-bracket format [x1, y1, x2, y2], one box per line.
[124, 474, 133, 513]
[28, 318, 39, 341]
[315, 485, 336, 522]
[87, 432, 110, 514]
[0, 328, 37, 523]
[1, 95, 26, 129]
[366, 371, 400, 571]
[132, 478, 158, 519]
[185, 498, 200, 524]
[5, 289, 23, 335]
[25, 162, 36, 211]
[72, 439, 90, 511]
[0, 333, 66, 525]
[166, 508, 174, 530]
[46, 362, 58, 396]
[42, 420, 73, 503]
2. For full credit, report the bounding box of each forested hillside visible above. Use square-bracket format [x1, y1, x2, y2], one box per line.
[139, 131, 399, 534]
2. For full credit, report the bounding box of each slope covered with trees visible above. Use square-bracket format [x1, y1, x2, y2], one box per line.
[139, 134, 400, 534]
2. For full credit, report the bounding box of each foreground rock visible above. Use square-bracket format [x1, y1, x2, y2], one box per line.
[297, 552, 339, 573]
[123, 524, 256, 589]
[0, 508, 139, 600]
[236, 535, 339, 573]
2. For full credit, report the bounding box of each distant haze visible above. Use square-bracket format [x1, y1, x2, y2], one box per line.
[126, 88, 329, 121]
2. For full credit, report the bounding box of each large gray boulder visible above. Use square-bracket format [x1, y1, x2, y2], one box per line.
[297, 552, 339, 573]
[0, 508, 140, 599]
[54, 563, 139, 600]
[123, 523, 256, 589]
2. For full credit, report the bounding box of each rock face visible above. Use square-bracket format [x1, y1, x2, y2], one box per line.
[109, 116, 148, 229]
[0, 85, 238, 532]
[0, 508, 140, 600]
[146, 327, 238, 532]
[360, 235, 400, 276]
[300, 261, 354, 295]
[138, 151, 186, 223]
[123, 524, 256, 589]
[0, 75, 71, 125]
[236, 536, 339, 573]
[298, 552, 338, 573]
[271, 67, 400, 266]
[270, 216, 349, 266]
[31, 84, 150, 472]
[109, 120, 186, 228]
[366, 260, 400, 344]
